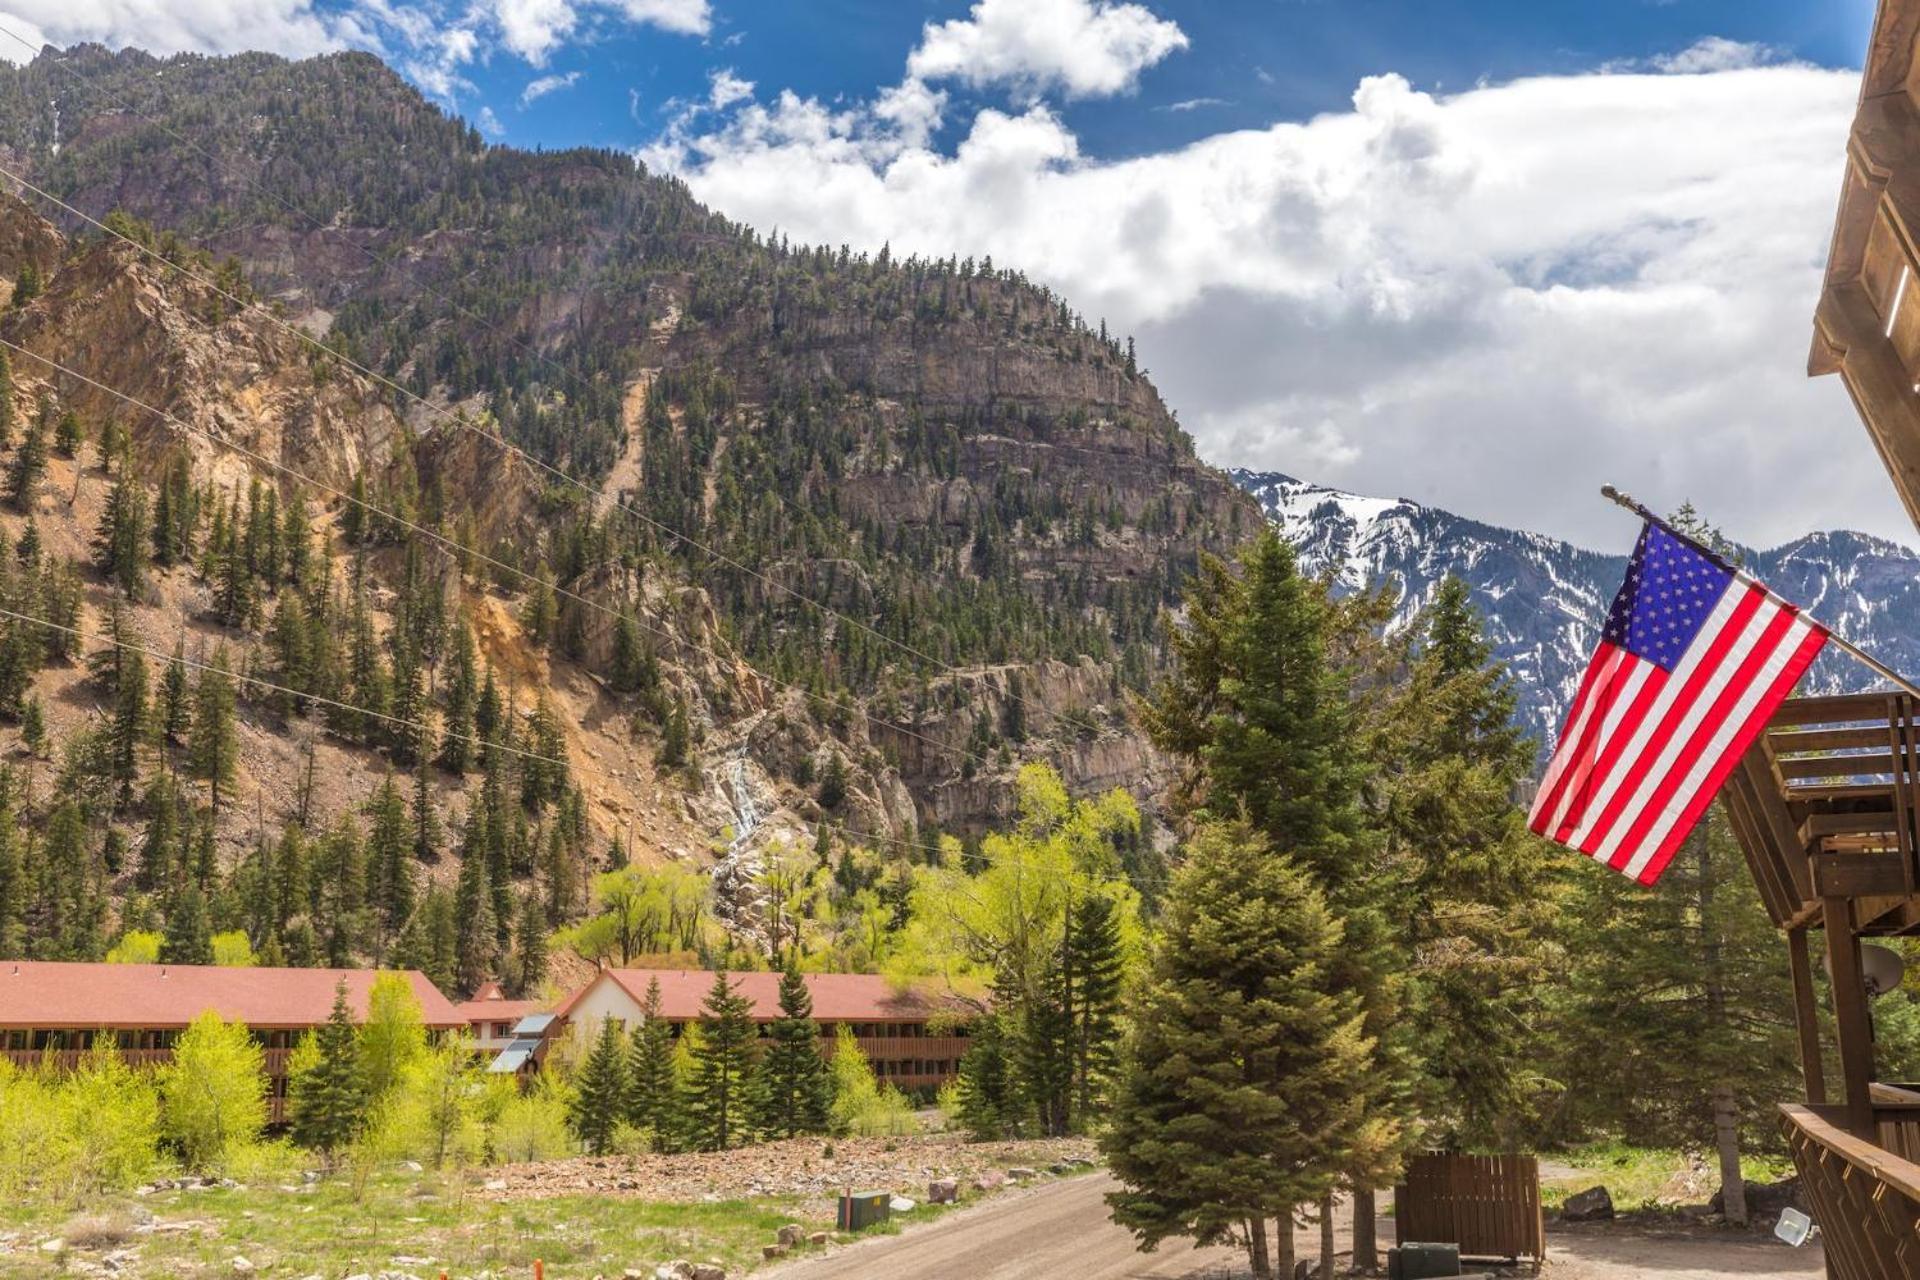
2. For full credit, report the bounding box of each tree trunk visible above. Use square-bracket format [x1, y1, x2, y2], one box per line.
[1248, 1215, 1273, 1279]
[1352, 1185, 1377, 1272]
[1713, 1083, 1749, 1227]
[1275, 1208, 1296, 1278]
[1320, 1190, 1336, 1280]
[1697, 830, 1749, 1229]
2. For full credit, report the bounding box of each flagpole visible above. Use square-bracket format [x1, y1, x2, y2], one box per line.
[1599, 483, 1920, 701]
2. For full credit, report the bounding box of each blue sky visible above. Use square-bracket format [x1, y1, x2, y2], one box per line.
[0, 0, 1903, 547]
[375, 1, 1882, 161]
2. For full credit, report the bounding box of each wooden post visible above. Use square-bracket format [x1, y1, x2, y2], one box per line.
[1823, 896, 1876, 1137]
[1789, 924, 1827, 1104]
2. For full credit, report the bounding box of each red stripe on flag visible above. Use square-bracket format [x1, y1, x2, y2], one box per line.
[1592, 601, 1797, 869]
[1529, 643, 1626, 828]
[1551, 651, 1695, 845]
[1536, 657, 1664, 843]
[1568, 587, 1774, 857]
[1626, 622, 1828, 884]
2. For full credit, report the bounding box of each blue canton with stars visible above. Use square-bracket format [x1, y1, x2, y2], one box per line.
[1602, 524, 1736, 672]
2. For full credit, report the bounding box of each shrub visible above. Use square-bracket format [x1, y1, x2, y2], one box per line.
[158, 1012, 266, 1175]
[486, 1070, 574, 1164]
[827, 1026, 918, 1138]
[0, 1049, 164, 1204]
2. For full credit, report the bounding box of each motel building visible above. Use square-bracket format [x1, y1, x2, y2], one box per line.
[558, 968, 974, 1094]
[0, 961, 463, 1121]
[0, 960, 973, 1116]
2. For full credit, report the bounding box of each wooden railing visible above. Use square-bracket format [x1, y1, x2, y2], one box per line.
[1784, 1103, 1920, 1278]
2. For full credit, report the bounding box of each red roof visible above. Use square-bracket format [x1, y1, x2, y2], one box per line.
[557, 969, 966, 1023]
[453, 996, 551, 1025]
[0, 962, 463, 1030]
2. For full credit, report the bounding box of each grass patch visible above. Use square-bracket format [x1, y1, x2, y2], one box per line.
[0, 1165, 1073, 1276]
[1540, 1141, 1796, 1213]
[0, 1173, 830, 1278]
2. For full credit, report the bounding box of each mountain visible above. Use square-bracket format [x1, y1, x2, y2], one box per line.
[0, 41, 1274, 978]
[1231, 469, 1920, 751]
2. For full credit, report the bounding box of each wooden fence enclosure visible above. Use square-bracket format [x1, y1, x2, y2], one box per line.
[1394, 1153, 1546, 1267]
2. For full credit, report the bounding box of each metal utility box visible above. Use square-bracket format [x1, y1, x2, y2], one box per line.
[837, 1190, 891, 1231]
[1388, 1242, 1462, 1279]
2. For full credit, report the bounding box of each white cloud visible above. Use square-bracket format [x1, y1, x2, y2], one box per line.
[1158, 95, 1226, 112]
[648, 53, 1906, 549]
[0, 0, 708, 87]
[0, 0, 345, 61]
[477, 104, 504, 136]
[708, 66, 752, 108]
[906, 0, 1187, 101]
[1653, 36, 1777, 74]
[521, 68, 581, 104]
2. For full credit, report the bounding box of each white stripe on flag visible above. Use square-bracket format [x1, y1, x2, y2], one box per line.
[1538, 656, 1656, 839]
[1578, 591, 1781, 857]
[1559, 583, 1748, 848]
[1619, 615, 1818, 880]
[1529, 645, 1626, 827]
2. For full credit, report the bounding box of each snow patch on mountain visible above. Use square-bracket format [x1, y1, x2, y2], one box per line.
[1230, 469, 1920, 754]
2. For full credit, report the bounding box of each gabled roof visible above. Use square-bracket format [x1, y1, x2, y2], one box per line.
[556, 968, 969, 1024]
[0, 962, 463, 1030]
[452, 996, 550, 1025]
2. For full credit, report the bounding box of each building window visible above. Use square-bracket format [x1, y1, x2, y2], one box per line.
[493, 1022, 512, 1038]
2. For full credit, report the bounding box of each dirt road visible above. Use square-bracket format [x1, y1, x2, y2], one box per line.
[765, 1173, 1828, 1280]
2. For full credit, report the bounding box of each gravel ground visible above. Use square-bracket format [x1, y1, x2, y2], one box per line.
[763, 1172, 1827, 1280]
[478, 1133, 1100, 1215]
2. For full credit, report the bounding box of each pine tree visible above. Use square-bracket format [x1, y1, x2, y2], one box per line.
[511, 892, 548, 998]
[95, 456, 151, 596]
[1064, 890, 1126, 1126]
[1373, 576, 1553, 1152]
[288, 980, 367, 1158]
[53, 409, 81, 457]
[19, 695, 45, 758]
[758, 961, 833, 1138]
[568, 1017, 629, 1155]
[411, 749, 442, 863]
[956, 1015, 1018, 1140]
[1143, 527, 1407, 1215]
[12, 261, 39, 308]
[161, 882, 215, 966]
[7, 406, 46, 510]
[188, 646, 239, 813]
[365, 774, 414, 953]
[109, 640, 149, 805]
[160, 643, 189, 744]
[625, 976, 680, 1147]
[452, 813, 498, 997]
[0, 347, 15, 451]
[687, 971, 758, 1151]
[0, 798, 20, 956]
[1103, 823, 1377, 1279]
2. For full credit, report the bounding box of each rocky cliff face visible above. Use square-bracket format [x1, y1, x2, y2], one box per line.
[0, 45, 1269, 905]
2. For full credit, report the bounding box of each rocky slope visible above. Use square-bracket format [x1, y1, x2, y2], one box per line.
[1233, 469, 1920, 750]
[0, 43, 1267, 920]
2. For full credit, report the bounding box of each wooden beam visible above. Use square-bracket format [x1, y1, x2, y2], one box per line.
[1774, 693, 1920, 727]
[1790, 924, 1827, 1105]
[1816, 852, 1914, 898]
[1825, 896, 1879, 1138]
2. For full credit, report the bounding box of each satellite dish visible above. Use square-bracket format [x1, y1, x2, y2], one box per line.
[1864, 944, 1907, 997]
[1775, 1207, 1815, 1247]
[1822, 944, 1908, 998]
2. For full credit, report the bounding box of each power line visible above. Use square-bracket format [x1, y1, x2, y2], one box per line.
[0, 335, 998, 779]
[0, 39, 1065, 722]
[0, 603, 567, 768]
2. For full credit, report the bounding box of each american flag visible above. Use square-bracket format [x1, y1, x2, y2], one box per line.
[1527, 521, 1828, 884]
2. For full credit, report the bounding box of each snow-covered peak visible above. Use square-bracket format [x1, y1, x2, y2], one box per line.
[1231, 469, 1920, 757]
